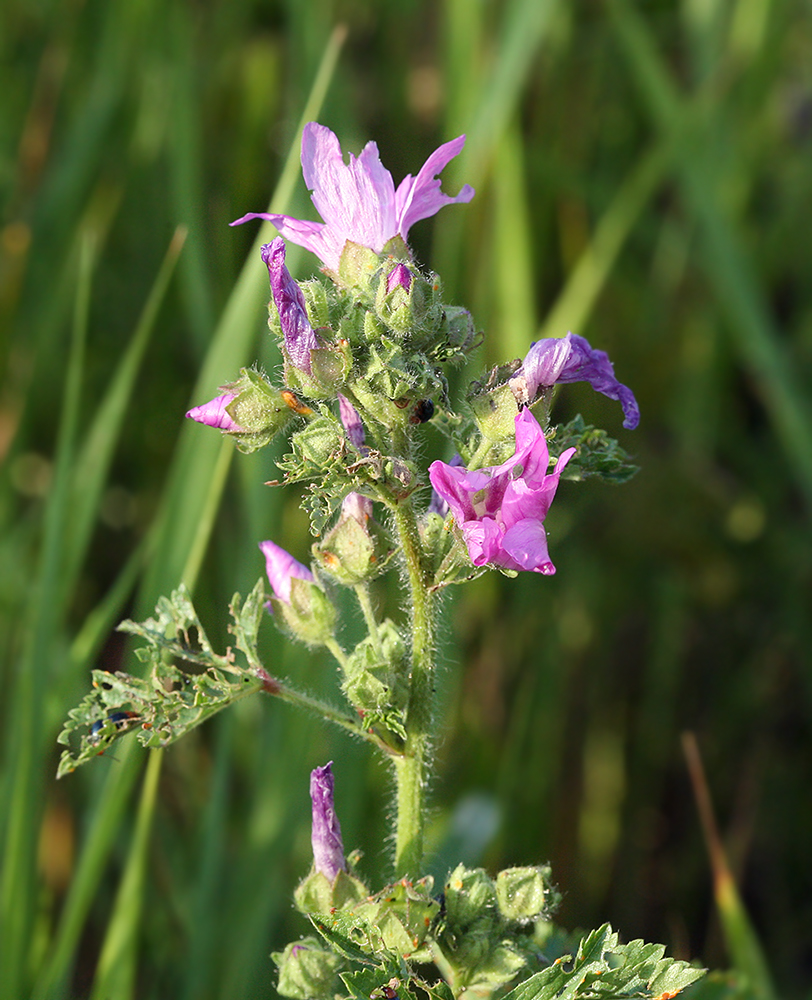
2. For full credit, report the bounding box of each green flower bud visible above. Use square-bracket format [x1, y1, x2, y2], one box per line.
[444, 865, 499, 930]
[496, 866, 552, 922]
[289, 416, 346, 466]
[313, 494, 393, 585]
[186, 369, 296, 454]
[285, 341, 353, 399]
[337, 240, 381, 297]
[270, 576, 336, 647]
[273, 937, 344, 1000]
[353, 878, 439, 957]
[294, 868, 368, 916]
[467, 363, 522, 446]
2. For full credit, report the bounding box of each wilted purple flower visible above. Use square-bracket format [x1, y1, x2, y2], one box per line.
[386, 262, 413, 295]
[232, 122, 475, 272]
[428, 409, 576, 576]
[185, 392, 243, 432]
[262, 238, 320, 373]
[259, 539, 314, 605]
[310, 762, 346, 881]
[510, 332, 640, 430]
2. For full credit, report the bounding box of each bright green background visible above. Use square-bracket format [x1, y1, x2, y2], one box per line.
[1, 0, 810, 997]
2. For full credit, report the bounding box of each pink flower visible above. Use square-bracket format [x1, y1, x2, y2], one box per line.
[510, 333, 640, 430]
[262, 238, 320, 373]
[231, 122, 474, 271]
[185, 392, 243, 431]
[258, 540, 314, 605]
[428, 410, 576, 576]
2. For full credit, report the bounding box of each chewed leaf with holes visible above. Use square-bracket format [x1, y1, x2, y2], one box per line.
[56, 581, 271, 777]
[501, 924, 704, 1000]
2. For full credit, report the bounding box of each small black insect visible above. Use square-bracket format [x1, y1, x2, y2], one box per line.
[409, 398, 434, 424]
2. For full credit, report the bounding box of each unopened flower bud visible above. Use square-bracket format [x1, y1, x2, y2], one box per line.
[259, 540, 336, 645]
[495, 866, 552, 922]
[263, 237, 320, 374]
[313, 491, 390, 585]
[186, 371, 300, 453]
[386, 262, 413, 294]
[310, 762, 346, 881]
[186, 393, 242, 431]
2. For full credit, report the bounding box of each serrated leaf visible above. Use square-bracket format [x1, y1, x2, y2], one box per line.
[229, 577, 267, 667]
[310, 912, 390, 967]
[549, 415, 639, 484]
[57, 586, 272, 777]
[501, 924, 705, 1000]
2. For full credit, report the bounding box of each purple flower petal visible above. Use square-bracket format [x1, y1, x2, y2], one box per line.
[310, 762, 346, 881]
[512, 332, 640, 429]
[185, 392, 242, 432]
[261, 238, 320, 373]
[428, 409, 576, 575]
[259, 539, 314, 605]
[337, 393, 365, 449]
[232, 123, 474, 271]
[386, 262, 413, 295]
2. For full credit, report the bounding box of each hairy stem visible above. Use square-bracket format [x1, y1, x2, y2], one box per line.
[392, 496, 435, 877]
[354, 583, 385, 662]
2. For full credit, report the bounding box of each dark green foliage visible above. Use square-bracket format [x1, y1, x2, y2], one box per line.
[550, 415, 639, 484]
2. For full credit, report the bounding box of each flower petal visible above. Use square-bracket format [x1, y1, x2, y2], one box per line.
[513, 333, 640, 429]
[259, 539, 313, 605]
[185, 392, 242, 431]
[302, 122, 397, 259]
[262, 238, 320, 373]
[337, 393, 365, 449]
[395, 134, 475, 236]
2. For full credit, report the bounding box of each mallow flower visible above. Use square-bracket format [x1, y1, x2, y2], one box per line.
[509, 332, 640, 430]
[232, 122, 474, 272]
[259, 539, 314, 605]
[310, 762, 346, 881]
[262, 237, 320, 373]
[428, 409, 576, 576]
[185, 392, 243, 431]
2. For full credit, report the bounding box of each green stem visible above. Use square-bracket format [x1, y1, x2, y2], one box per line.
[354, 583, 385, 662]
[324, 636, 350, 673]
[392, 497, 435, 877]
[270, 679, 393, 753]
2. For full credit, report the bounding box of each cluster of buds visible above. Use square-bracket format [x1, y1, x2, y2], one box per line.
[275, 764, 560, 998]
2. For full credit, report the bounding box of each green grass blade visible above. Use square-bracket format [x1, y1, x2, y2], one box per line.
[436, 0, 563, 293]
[34, 28, 346, 999]
[683, 733, 777, 1000]
[60, 227, 187, 605]
[0, 232, 95, 1000]
[492, 119, 537, 360]
[539, 143, 668, 341]
[89, 750, 164, 1000]
[607, 0, 812, 509]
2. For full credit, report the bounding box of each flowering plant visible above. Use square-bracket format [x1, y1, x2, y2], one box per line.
[58, 124, 703, 1000]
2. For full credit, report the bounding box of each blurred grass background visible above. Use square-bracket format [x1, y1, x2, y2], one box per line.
[1, 0, 811, 997]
